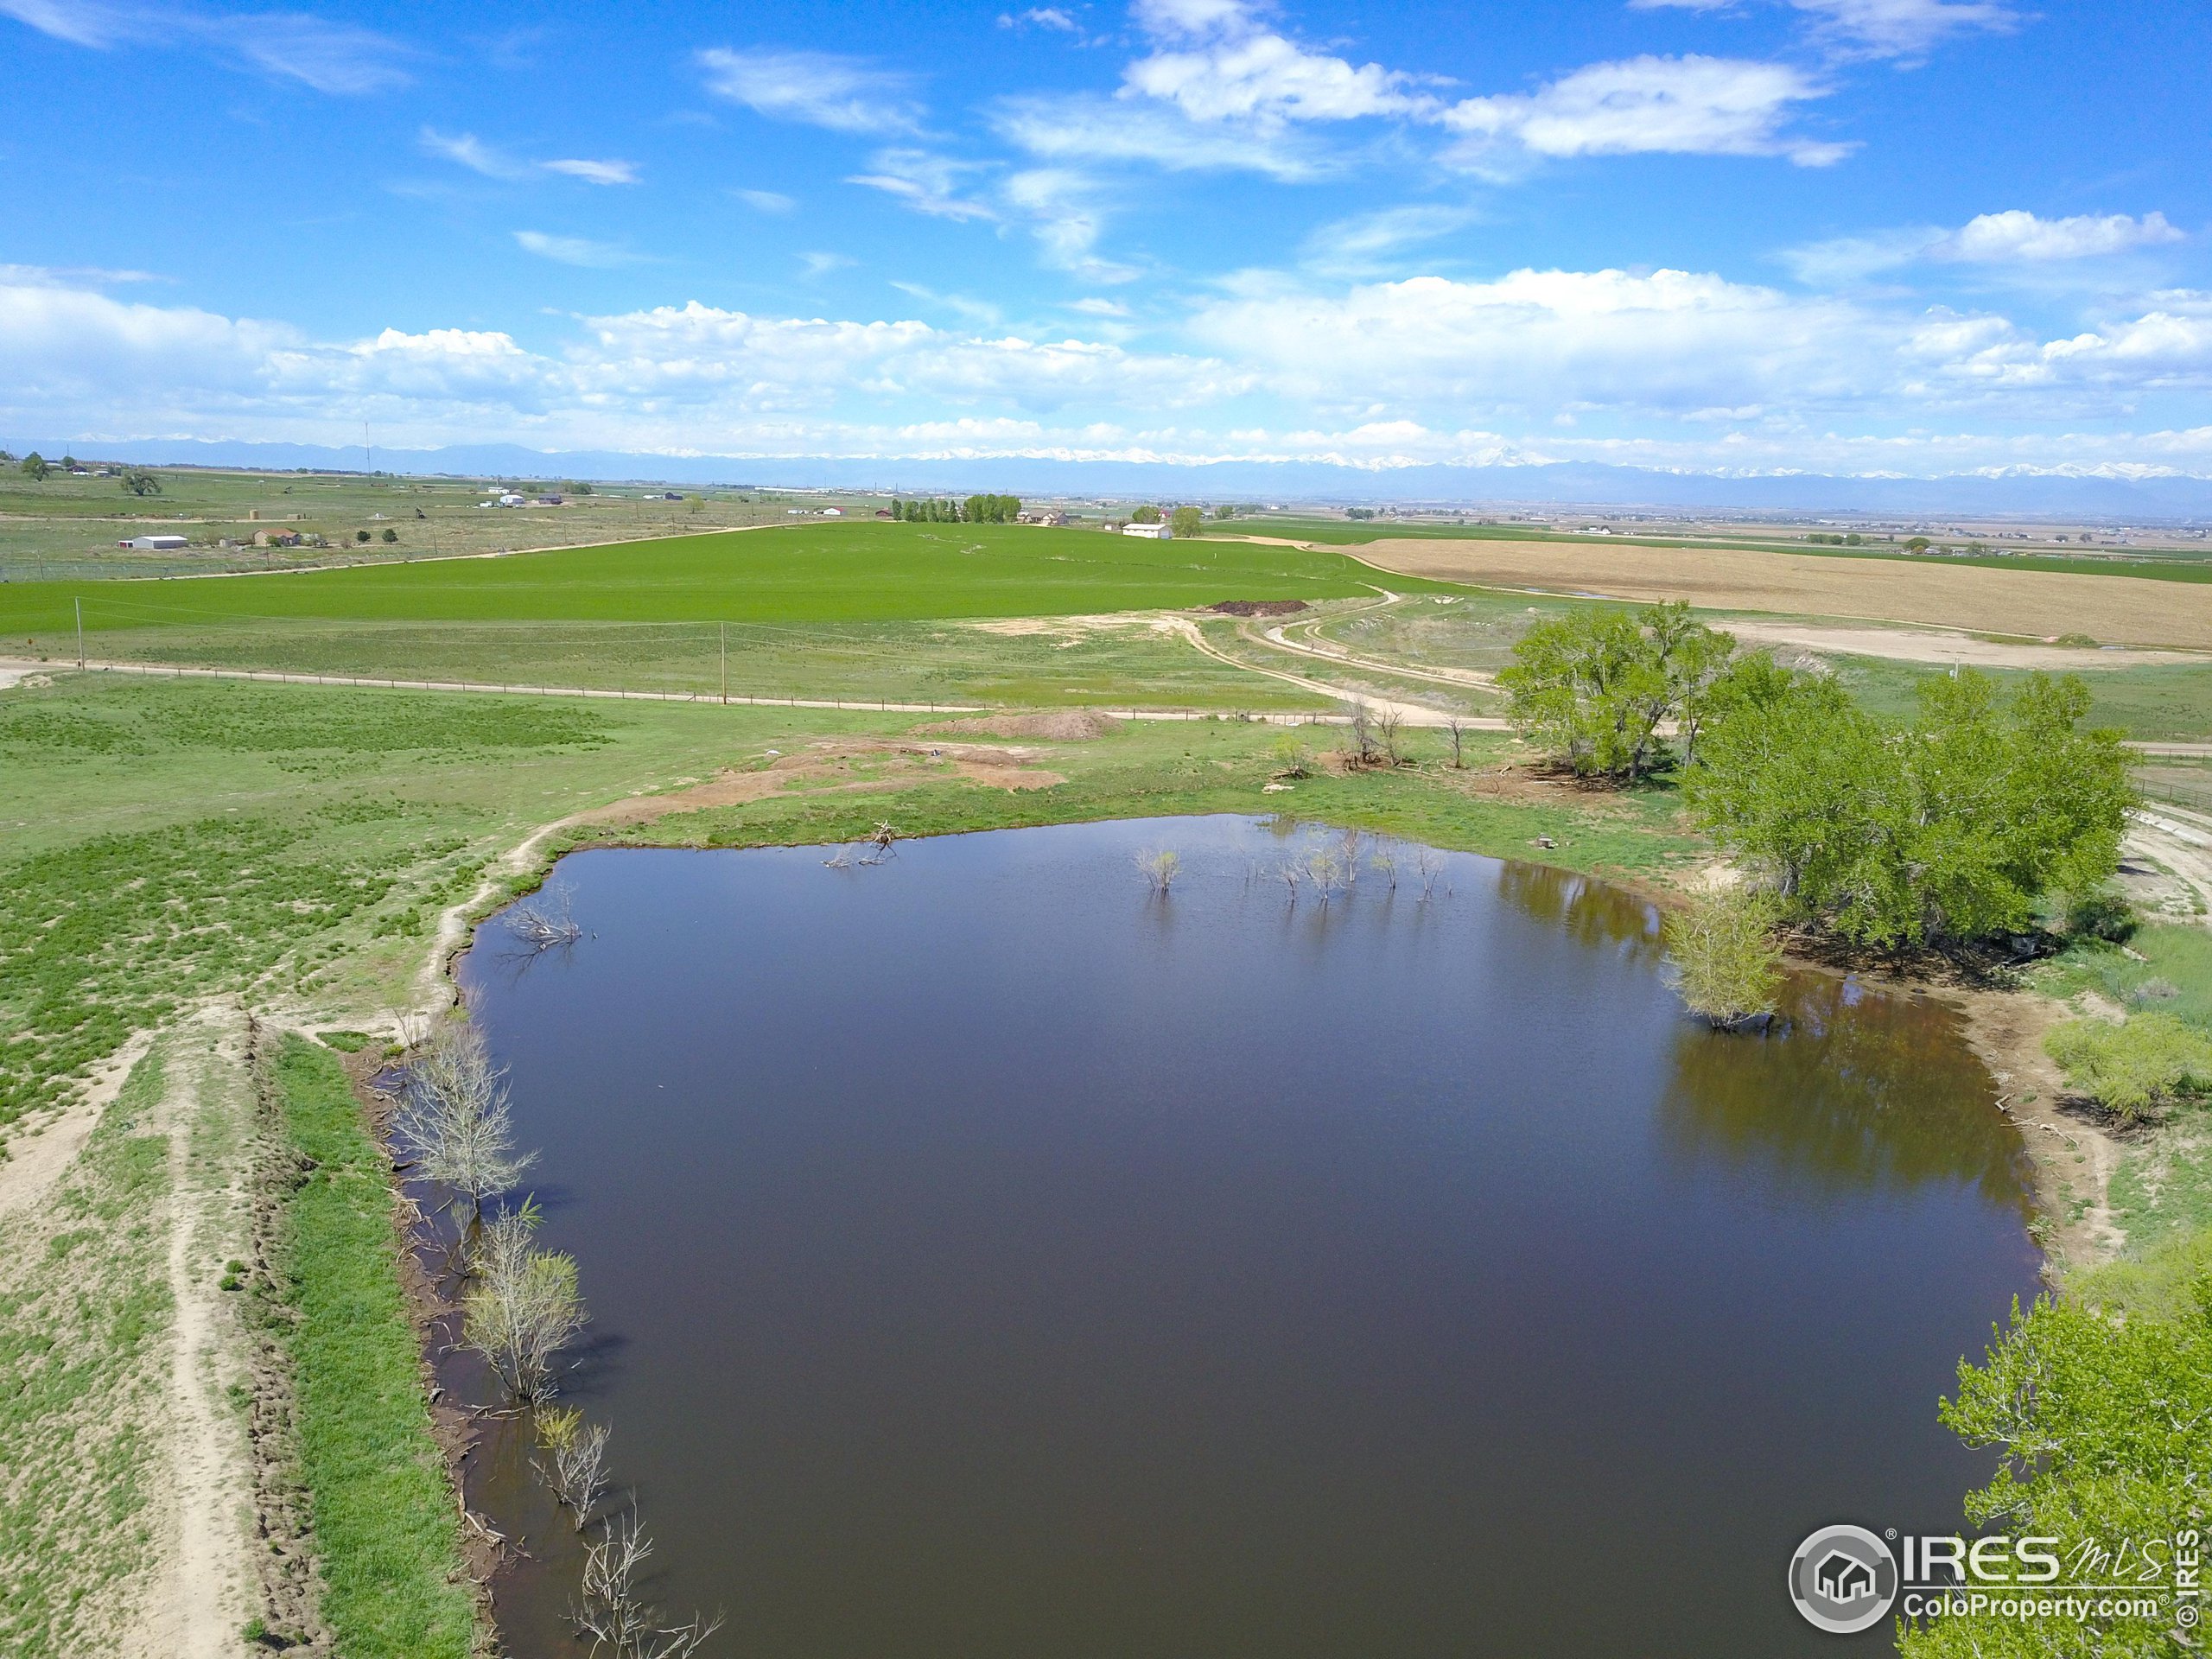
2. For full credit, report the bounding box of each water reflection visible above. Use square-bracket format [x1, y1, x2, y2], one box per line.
[1660, 975, 2037, 1215]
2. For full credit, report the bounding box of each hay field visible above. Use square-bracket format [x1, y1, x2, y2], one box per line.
[1347, 537, 2212, 650]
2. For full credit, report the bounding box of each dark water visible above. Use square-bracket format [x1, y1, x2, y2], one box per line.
[456, 816, 2043, 1658]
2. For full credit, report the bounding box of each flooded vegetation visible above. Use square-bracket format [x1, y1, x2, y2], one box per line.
[458, 817, 2042, 1657]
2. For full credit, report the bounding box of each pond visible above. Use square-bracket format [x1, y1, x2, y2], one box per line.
[454, 815, 2043, 1658]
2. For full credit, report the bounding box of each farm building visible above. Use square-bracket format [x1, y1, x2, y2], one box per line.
[1122, 521, 1172, 540]
[119, 534, 188, 550]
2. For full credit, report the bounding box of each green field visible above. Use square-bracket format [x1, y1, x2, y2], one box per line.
[0, 521, 1448, 645]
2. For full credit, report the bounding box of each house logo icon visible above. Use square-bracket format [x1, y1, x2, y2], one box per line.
[1789, 1524, 1898, 1634]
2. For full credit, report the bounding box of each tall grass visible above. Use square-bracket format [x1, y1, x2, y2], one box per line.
[271, 1034, 474, 1659]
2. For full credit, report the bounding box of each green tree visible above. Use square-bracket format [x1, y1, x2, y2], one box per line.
[1686, 668, 2133, 949]
[355, 529, 372, 543]
[1905, 536, 1931, 551]
[19, 451, 48, 480]
[1131, 505, 1161, 524]
[1662, 887, 1783, 1030]
[1497, 601, 1735, 782]
[119, 469, 162, 496]
[1213, 503, 1236, 518]
[381, 527, 399, 543]
[1901, 1274, 2212, 1658]
[1170, 505, 1204, 538]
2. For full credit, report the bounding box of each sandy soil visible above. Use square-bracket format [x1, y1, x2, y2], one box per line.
[1724, 620, 2207, 670]
[1348, 537, 2212, 650]
[0, 1028, 155, 1217]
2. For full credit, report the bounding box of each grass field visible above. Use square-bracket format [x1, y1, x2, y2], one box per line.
[0, 521, 1450, 646]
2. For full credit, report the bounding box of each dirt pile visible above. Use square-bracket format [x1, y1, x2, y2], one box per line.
[1208, 600, 1309, 617]
[918, 710, 1125, 741]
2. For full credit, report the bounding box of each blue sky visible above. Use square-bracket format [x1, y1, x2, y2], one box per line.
[2, 0, 2208, 479]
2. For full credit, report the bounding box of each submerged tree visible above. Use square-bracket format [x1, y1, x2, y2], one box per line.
[396, 1019, 534, 1224]
[465, 1199, 587, 1403]
[1662, 886, 1783, 1031]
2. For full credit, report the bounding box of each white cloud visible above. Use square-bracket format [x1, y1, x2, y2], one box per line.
[1785, 210, 2187, 283]
[733, 188, 796, 213]
[1630, 0, 2019, 60]
[993, 92, 1328, 180]
[1938, 210, 2185, 264]
[1, 1, 410, 91]
[1005, 168, 1140, 281]
[421, 128, 527, 180]
[1443, 56, 1847, 171]
[10, 269, 2212, 474]
[1789, 0, 2018, 59]
[846, 150, 996, 221]
[542, 157, 639, 187]
[799, 251, 857, 278]
[697, 48, 923, 136]
[999, 7, 1078, 29]
[1069, 296, 1132, 316]
[512, 231, 640, 269]
[425, 130, 640, 188]
[1302, 203, 1475, 276]
[1122, 22, 1435, 128]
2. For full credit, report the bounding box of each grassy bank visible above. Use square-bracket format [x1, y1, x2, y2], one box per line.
[269, 1033, 474, 1659]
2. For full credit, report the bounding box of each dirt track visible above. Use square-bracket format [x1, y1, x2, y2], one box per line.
[1347, 538, 2212, 650]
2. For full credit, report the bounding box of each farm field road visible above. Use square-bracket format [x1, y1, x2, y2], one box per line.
[1345, 537, 2212, 650]
[0, 521, 1448, 636]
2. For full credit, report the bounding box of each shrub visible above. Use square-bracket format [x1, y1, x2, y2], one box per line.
[1662, 887, 1783, 1030]
[2044, 1012, 2212, 1123]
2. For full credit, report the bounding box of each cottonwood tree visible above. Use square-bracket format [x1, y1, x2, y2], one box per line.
[1686, 666, 2133, 950]
[1497, 601, 1734, 782]
[1170, 505, 1203, 537]
[465, 1200, 586, 1403]
[397, 1020, 534, 1224]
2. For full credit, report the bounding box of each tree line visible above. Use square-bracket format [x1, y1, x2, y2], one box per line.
[891, 495, 1022, 523]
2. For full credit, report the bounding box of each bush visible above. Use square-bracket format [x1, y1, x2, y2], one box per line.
[1662, 887, 1783, 1030]
[2062, 887, 2134, 942]
[2044, 1012, 2212, 1123]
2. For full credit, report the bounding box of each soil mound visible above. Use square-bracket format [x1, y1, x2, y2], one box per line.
[918, 710, 1125, 741]
[1209, 600, 1310, 617]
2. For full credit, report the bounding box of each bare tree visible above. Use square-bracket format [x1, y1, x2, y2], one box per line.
[1278, 860, 1303, 903]
[1344, 702, 1380, 766]
[1414, 847, 1445, 901]
[510, 879, 583, 949]
[1373, 706, 1405, 766]
[537, 1408, 613, 1529]
[575, 1510, 725, 1659]
[1370, 842, 1398, 890]
[1445, 716, 1468, 770]
[466, 1201, 587, 1403]
[1136, 849, 1180, 893]
[395, 1020, 534, 1225]
[857, 821, 899, 865]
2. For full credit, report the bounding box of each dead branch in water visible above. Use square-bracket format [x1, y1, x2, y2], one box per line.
[510, 879, 583, 949]
[575, 1510, 726, 1658]
[1136, 849, 1180, 893]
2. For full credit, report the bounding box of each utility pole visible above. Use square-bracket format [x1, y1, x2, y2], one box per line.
[75, 596, 84, 667]
[720, 622, 728, 705]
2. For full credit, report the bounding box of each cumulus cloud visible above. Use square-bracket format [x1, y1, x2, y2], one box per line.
[1, 0, 411, 92]
[1443, 56, 1848, 171]
[993, 91, 1331, 179]
[1938, 210, 2185, 264]
[8, 268, 2212, 472]
[697, 47, 924, 136]
[999, 7, 1078, 29]
[1122, 8, 1436, 128]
